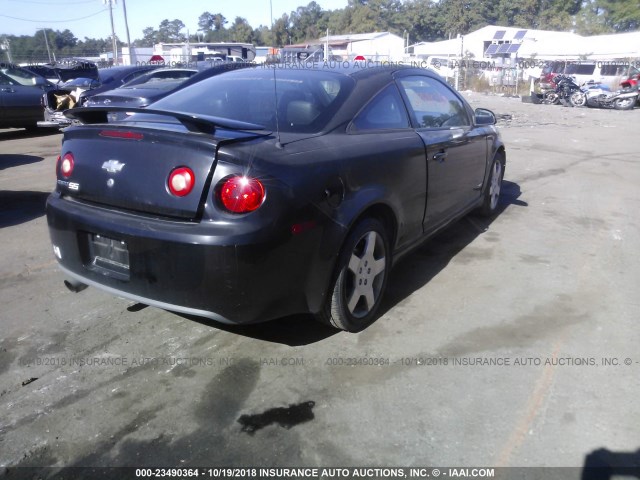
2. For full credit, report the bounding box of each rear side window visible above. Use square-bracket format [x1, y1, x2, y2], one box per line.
[351, 84, 410, 131]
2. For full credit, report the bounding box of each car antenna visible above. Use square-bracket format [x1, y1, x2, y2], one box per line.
[273, 61, 283, 149]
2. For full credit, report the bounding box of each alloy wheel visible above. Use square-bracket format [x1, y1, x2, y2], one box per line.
[345, 231, 387, 318]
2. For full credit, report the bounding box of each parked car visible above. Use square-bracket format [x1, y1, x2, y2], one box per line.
[39, 64, 162, 129]
[78, 65, 162, 104]
[0, 64, 54, 130]
[22, 60, 99, 86]
[177, 61, 255, 88]
[84, 68, 199, 120]
[47, 65, 505, 332]
[38, 76, 101, 128]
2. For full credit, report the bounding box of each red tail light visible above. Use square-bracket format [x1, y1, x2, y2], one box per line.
[60, 153, 74, 178]
[99, 130, 144, 140]
[168, 167, 195, 197]
[219, 176, 265, 213]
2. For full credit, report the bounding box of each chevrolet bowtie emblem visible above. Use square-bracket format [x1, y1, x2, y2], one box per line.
[102, 160, 126, 173]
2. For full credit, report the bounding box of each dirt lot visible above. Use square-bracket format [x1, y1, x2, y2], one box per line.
[1, 96, 639, 479]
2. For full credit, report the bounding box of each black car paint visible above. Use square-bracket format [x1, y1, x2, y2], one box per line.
[84, 69, 198, 111]
[0, 65, 54, 129]
[84, 65, 162, 99]
[23, 61, 100, 85]
[39, 65, 164, 129]
[47, 65, 504, 325]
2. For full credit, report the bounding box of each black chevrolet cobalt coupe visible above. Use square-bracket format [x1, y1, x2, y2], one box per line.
[47, 64, 505, 332]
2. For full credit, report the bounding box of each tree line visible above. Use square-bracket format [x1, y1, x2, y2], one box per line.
[2, 0, 639, 62]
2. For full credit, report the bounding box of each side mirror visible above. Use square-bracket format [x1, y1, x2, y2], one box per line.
[475, 108, 496, 126]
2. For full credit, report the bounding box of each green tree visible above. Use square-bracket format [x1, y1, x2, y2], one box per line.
[404, 0, 445, 42]
[157, 19, 186, 42]
[137, 27, 158, 47]
[54, 29, 78, 51]
[289, 2, 325, 43]
[574, 0, 613, 34]
[229, 17, 254, 43]
[198, 12, 228, 33]
[271, 14, 292, 47]
[587, 0, 640, 32]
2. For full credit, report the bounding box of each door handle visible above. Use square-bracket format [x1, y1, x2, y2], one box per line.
[0, 87, 16, 93]
[432, 151, 448, 163]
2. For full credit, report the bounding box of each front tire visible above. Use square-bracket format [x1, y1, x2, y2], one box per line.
[318, 218, 390, 332]
[479, 154, 505, 217]
[569, 91, 586, 107]
[613, 97, 635, 110]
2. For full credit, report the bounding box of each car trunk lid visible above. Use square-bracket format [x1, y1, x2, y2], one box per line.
[57, 110, 269, 220]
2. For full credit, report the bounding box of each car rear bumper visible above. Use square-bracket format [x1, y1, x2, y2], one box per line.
[38, 108, 73, 128]
[46, 192, 334, 324]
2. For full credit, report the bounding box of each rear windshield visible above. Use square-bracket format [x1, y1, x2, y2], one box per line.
[151, 68, 353, 133]
[123, 69, 196, 87]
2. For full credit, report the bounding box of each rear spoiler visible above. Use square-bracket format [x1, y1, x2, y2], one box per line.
[64, 106, 269, 134]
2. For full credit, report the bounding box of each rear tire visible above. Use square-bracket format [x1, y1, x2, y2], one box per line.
[317, 218, 390, 332]
[479, 153, 505, 217]
[543, 91, 560, 105]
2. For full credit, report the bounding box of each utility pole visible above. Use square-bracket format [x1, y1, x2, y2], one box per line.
[122, 0, 132, 64]
[269, 0, 274, 46]
[1, 38, 13, 63]
[104, 0, 118, 65]
[42, 28, 53, 63]
[325, 29, 329, 61]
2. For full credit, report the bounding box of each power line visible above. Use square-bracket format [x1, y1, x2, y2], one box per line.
[0, 9, 107, 23]
[7, 0, 99, 4]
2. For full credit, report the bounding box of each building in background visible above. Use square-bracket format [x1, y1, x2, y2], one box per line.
[316, 32, 405, 62]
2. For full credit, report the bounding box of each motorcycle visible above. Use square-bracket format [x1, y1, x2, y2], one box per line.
[542, 74, 583, 106]
[569, 80, 638, 110]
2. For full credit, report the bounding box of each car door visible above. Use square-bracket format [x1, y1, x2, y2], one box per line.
[395, 74, 487, 230]
[344, 83, 428, 249]
[0, 67, 46, 126]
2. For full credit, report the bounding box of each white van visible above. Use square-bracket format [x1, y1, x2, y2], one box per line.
[424, 56, 456, 79]
[563, 62, 639, 90]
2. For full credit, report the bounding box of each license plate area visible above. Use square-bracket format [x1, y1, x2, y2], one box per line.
[84, 233, 130, 281]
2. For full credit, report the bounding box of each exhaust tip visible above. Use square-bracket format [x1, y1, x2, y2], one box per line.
[64, 279, 88, 293]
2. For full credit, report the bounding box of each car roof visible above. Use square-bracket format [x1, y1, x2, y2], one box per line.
[171, 63, 449, 134]
[99, 65, 159, 77]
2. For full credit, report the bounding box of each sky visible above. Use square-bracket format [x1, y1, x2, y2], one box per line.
[0, 0, 349, 40]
